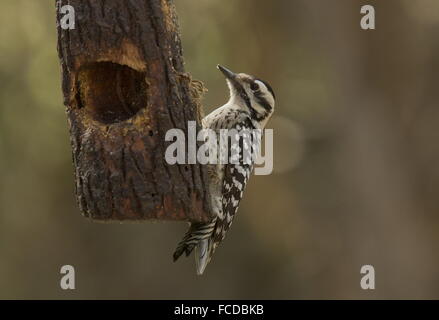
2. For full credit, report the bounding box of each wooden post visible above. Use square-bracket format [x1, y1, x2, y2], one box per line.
[55, 0, 212, 222]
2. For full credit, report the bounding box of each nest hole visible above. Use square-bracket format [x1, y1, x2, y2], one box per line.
[76, 62, 148, 124]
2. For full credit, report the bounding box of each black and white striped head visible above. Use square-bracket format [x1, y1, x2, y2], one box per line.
[218, 65, 275, 126]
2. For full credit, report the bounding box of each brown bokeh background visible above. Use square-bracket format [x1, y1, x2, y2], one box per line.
[1, 0, 439, 299]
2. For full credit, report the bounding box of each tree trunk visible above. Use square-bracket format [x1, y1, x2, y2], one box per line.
[55, 0, 212, 222]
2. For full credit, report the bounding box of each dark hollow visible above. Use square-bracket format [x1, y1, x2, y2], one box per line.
[76, 62, 148, 124]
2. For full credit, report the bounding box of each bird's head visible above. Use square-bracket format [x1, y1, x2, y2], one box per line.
[217, 65, 275, 126]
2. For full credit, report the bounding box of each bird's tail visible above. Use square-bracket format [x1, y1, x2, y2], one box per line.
[173, 220, 217, 275]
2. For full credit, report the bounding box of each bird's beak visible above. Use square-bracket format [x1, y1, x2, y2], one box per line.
[217, 65, 237, 80]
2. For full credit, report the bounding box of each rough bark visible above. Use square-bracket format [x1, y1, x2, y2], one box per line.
[55, 0, 212, 222]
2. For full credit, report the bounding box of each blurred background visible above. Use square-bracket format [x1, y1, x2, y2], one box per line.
[1, 0, 439, 299]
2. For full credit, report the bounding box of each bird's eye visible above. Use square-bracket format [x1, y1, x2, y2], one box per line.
[250, 82, 259, 91]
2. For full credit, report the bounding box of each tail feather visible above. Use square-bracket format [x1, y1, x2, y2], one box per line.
[173, 234, 198, 262]
[195, 239, 211, 275]
[173, 220, 217, 273]
[173, 244, 195, 262]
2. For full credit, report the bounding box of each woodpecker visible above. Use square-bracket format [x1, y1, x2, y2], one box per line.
[173, 65, 276, 274]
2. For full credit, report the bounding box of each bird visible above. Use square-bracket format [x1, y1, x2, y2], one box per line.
[173, 65, 276, 275]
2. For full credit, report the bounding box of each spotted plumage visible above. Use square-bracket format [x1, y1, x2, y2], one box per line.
[173, 65, 275, 274]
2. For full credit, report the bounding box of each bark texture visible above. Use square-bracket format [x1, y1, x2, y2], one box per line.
[56, 0, 212, 222]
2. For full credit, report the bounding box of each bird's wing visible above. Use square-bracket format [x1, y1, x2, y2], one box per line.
[212, 115, 259, 247]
